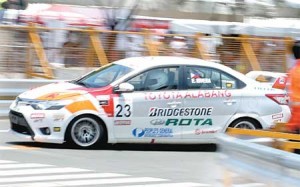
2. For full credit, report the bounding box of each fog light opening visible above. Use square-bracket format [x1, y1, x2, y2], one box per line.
[40, 127, 51, 135]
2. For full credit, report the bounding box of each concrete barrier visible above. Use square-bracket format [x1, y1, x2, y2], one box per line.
[217, 133, 300, 187]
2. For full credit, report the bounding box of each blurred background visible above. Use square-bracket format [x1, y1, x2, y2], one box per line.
[0, 0, 300, 79]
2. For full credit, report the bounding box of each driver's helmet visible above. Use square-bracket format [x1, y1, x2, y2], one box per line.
[147, 71, 169, 90]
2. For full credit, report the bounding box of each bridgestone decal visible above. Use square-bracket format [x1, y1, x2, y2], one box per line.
[149, 107, 213, 117]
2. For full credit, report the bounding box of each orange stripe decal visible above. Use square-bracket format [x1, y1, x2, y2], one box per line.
[66, 100, 97, 113]
[37, 92, 81, 100]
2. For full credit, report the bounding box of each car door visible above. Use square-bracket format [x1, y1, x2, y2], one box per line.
[181, 65, 244, 139]
[113, 66, 184, 142]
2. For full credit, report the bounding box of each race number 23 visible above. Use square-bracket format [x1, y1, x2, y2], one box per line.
[114, 97, 133, 118]
[115, 104, 131, 117]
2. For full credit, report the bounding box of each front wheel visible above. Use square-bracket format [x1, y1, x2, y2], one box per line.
[66, 116, 105, 148]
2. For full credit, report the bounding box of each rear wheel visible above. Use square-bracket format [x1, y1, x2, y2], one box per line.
[229, 118, 260, 129]
[67, 116, 105, 148]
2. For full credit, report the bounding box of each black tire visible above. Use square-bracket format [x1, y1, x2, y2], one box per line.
[229, 118, 260, 130]
[66, 116, 105, 148]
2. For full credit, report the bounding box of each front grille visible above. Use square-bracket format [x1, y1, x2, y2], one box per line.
[9, 110, 35, 138]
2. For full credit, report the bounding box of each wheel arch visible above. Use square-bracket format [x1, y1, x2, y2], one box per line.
[228, 117, 263, 129]
[64, 113, 108, 143]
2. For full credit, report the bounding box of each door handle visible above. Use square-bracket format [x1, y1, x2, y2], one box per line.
[167, 101, 182, 107]
[223, 100, 237, 105]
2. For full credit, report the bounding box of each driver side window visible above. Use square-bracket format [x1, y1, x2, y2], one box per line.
[186, 66, 241, 90]
[126, 67, 179, 91]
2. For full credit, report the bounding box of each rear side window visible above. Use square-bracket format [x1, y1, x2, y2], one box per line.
[185, 66, 245, 90]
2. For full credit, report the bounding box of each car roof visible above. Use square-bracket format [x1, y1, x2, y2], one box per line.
[114, 56, 251, 82]
[115, 56, 223, 70]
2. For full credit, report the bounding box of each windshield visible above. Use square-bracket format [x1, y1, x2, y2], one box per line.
[71, 64, 133, 88]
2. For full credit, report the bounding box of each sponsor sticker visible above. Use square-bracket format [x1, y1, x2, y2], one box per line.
[114, 120, 131, 126]
[195, 129, 218, 135]
[191, 78, 211, 84]
[279, 77, 285, 84]
[30, 113, 45, 119]
[99, 100, 109, 106]
[132, 128, 173, 138]
[149, 107, 213, 117]
[272, 113, 283, 120]
[144, 90, 231, 101]
[150, 119, 165, 125]
[97, 95, 110, 106]
[53, 114, 65, 121]
[45, 93, 60, 99]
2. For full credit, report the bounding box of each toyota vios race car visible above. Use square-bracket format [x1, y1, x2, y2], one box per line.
[9, 56, 291, 148]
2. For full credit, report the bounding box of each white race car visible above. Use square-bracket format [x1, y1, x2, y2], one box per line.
[9, 57, 291, 148]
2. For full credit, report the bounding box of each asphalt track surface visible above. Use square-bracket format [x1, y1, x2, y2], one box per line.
[0, 119, 266, 187]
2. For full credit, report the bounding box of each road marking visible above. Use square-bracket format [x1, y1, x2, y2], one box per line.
[0, 160, 212, 187]
[0, 167, 91, 176]
[11, 145, 39, 150]
[0, 160, 17, 164]
[0, 173, 130, 183]
[0, 177, 168, 187]
[233, 183, 266, 187]
[0, 146, 17, 150]
[120, 182, 212, 187]
[246, 138, 274, 143]
[0, 163, 54, 169]
[0, 130, 9, 133]
[0, 145, 38, 150]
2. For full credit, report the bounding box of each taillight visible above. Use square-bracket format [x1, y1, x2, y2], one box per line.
[266, 94, 289, 105]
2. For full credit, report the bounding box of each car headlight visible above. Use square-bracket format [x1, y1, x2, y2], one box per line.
[30, 100, 72, 110]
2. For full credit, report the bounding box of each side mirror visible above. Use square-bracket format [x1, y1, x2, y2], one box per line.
[114, 83, 134, 93]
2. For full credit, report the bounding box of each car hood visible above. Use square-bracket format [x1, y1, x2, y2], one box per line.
[19, 81, 88, 100]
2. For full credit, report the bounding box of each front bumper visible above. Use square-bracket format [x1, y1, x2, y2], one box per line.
[8, 106, 72, 144]
[9, 110, 35, 139]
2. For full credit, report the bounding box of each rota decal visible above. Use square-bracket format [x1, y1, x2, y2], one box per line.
[165, 118, 212, 126]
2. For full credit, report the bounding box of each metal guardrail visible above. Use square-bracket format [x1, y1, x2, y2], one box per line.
[0, 79, 60, 118]
[217, 133, 300, 187]
[226, 127, 300, 152]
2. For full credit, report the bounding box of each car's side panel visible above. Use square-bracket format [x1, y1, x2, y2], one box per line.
[181, 89, 241, 139]
[113, 91, 183, 142]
